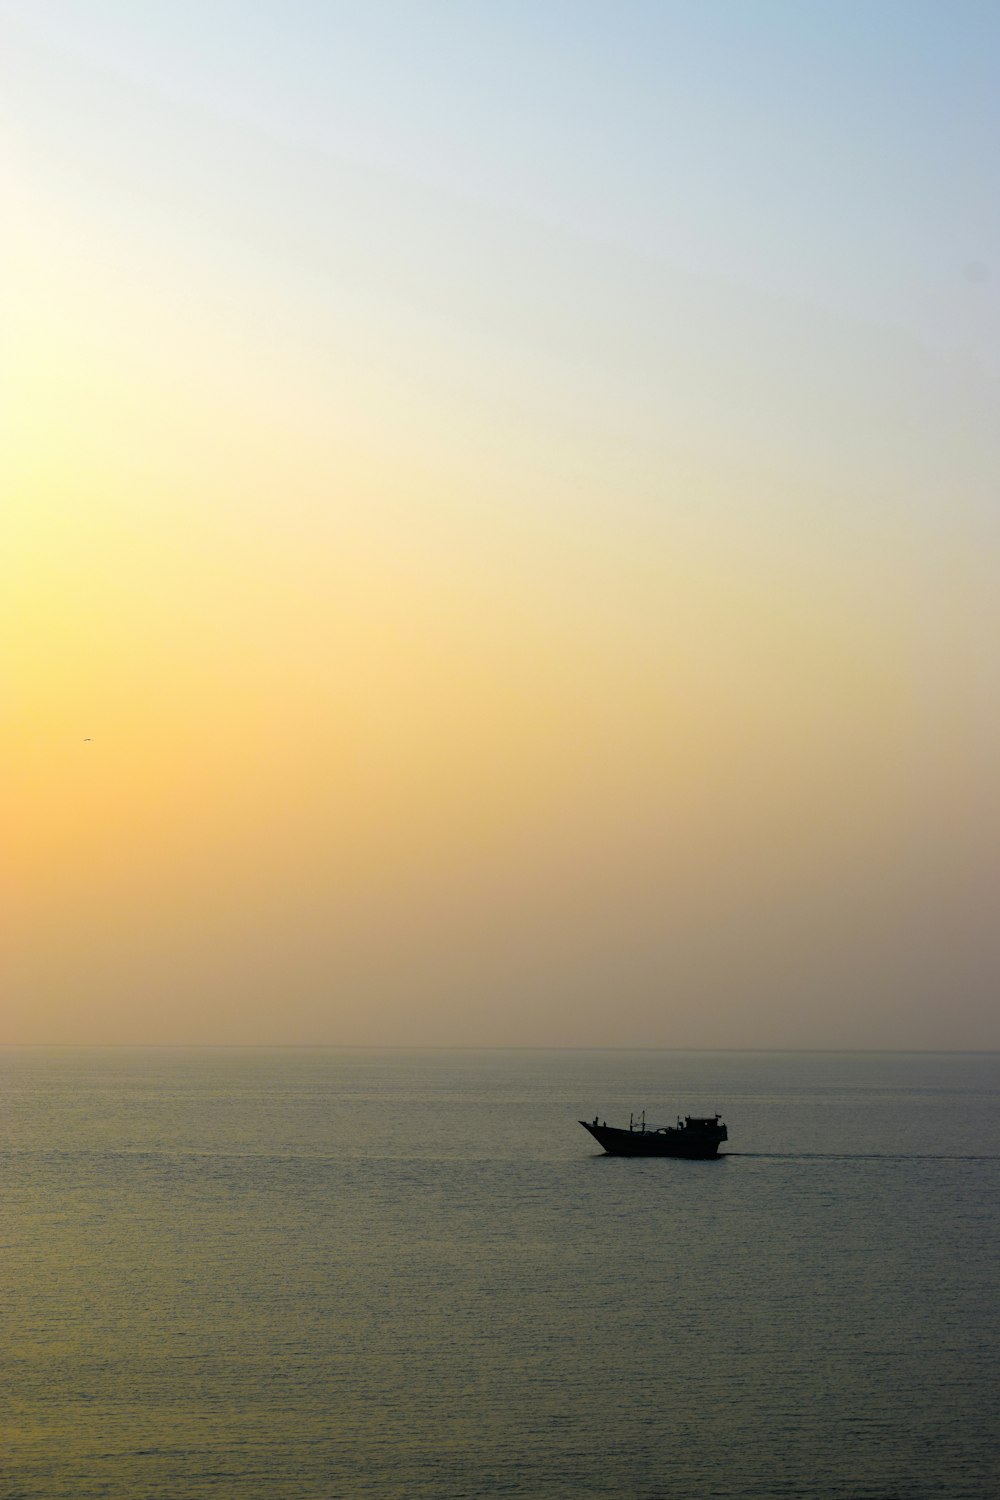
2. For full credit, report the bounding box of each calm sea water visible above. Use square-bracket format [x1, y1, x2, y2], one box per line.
[3, 1048, 998, 1499]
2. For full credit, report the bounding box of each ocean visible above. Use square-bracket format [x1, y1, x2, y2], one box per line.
[3, 1048, 998, 1499]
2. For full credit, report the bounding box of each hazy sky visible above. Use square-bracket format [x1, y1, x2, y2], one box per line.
[3, 2, 998, 1047]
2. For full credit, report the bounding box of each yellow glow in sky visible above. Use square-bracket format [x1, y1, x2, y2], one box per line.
[3, 8, 998, 1047]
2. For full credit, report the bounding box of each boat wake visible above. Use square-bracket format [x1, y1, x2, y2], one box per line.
[725, 1151, 999, 1162]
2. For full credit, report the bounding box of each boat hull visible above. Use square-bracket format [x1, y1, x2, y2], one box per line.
[580, 1120, 726, 1158]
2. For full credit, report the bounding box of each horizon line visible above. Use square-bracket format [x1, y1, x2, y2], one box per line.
[2, 1043, 998, 1055]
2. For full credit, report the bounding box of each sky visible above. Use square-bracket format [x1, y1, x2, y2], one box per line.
[3, 1, 998, 1048]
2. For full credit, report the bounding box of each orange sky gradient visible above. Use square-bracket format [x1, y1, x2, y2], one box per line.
[4, 6, 998, 1047]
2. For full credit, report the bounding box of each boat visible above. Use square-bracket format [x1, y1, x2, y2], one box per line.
[580, 1110, 728, 1158]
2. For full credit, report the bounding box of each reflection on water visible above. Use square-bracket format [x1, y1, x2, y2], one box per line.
[4, 1048, 999, 1498]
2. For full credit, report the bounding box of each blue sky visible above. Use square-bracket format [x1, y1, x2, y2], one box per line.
[7, 0, 998, 346]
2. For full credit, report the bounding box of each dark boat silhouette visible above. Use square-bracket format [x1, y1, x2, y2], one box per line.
[580, 1111, 728, 1158]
